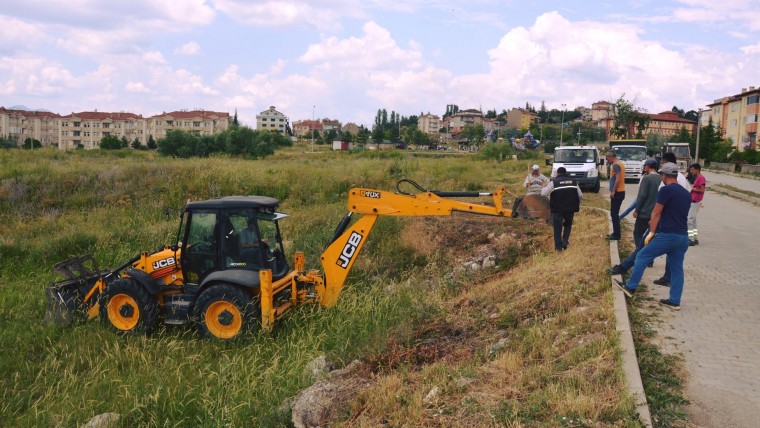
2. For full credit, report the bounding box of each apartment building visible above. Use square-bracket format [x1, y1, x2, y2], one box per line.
[447, 109, 483, 134]
[59, 111, 146, 150]
[645, 111, 696, 138]
[292, 120, 322, 138]
[506, 108, 538, 129]
[341, 122, 362, 136]
[256, 106, 288, 134]
[591, 101, 614, 127]
[418, 113, 441, 135]
[705, 86, 759, 149]
[148, 110, 229, 142]
[0, 107, 60, 147]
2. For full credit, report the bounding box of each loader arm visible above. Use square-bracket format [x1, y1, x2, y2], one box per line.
[317, 184, 510, 306]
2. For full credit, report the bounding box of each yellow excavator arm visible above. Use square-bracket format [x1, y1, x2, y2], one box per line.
[317, 180, 511, 306]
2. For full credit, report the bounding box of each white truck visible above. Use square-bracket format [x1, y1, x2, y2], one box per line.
[609, 140, 648, 181]
[545, 145, 603, 193]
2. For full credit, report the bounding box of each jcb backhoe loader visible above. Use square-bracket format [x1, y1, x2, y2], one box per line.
[45, 180, 549, 340]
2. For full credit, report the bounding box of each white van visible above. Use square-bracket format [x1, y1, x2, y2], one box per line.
[545, 145, 603, 193]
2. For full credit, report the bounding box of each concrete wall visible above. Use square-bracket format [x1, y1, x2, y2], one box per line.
[710, 162, 735, 172]
[740, 164, 760, 174]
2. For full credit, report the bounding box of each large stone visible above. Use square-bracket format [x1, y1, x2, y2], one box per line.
[80, 413, 121, 428]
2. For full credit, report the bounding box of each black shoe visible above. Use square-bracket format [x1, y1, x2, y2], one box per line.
[608, 265, 626, 276]
[659, 299, 681, 311]
[693, 239, 699, 245]
[606, 234, 620, 241]
[613, 279, 636, 298]
[652, 277, 670, 286]
[689, 240, 696, 246]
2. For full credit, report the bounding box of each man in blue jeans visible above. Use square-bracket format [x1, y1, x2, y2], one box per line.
[614, 162, 691, 310]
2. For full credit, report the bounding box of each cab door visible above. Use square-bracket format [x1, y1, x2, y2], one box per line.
[181, 209, 220, 285]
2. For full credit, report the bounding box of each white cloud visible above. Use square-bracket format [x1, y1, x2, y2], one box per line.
[126, 81, 150, 93]
[175, 42, 202, 56]
[214, 0, 365, 31]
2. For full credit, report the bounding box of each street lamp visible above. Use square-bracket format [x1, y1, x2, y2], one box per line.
[559, 103, 566, 146]
[311, 105, 315, 153]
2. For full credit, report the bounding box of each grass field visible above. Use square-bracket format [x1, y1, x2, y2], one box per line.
[0, 146, 646, 427]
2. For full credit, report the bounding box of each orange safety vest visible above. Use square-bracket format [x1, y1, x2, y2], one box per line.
[610, 159, 626, 192]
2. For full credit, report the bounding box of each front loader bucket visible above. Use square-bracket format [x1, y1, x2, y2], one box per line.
[514, 194, 551, 220]
[44, 255, 108, 326]
[44, 286, 76, 326]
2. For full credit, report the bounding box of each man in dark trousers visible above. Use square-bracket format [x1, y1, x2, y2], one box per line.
[542, 167, 582, 252]
[614, 162, 691, 310]
[605, 150, 626, 240]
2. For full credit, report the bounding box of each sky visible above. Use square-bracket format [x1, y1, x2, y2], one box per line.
[1, 0, 759, 129]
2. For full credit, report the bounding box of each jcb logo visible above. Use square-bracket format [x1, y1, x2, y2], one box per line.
[152, 257, 176, 270]
[337, 232, 363, 269]
[360, 190, 381, 199]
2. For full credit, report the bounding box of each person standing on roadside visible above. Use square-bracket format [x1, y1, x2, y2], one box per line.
[605, 150, 626, 240]
[541, 167, 582, 252]
[688, 163, 706, 246]
[614, 163, 691, 310]
[652, 152, 692, 286]
[608, 159, 661, 276]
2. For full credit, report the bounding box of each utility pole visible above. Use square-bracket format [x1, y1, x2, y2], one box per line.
[560, 103, 566, 146]
[695, 110, 701, 164]
[311, 105, 315, 153]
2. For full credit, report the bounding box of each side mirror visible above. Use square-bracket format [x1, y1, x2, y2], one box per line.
[545, 159, 552, 166]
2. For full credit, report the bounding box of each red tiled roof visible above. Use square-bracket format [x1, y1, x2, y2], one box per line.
[64, 111, 143, 120]
[152, 110, 229, 120]
[649, 111, 695, 123]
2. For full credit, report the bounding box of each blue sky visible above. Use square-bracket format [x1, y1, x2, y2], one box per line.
[1, 0, 758, 128]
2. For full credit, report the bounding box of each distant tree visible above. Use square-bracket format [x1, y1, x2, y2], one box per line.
[147, 135, 157, 150]
[485, 109, 497, 119]
[131, 138, 142, 150]
[100, 135, 122, 150]
[443, 104, 459, 118]
[0, 137, 16, 149]
[232, 109, 240, 126]
[538, 101, 548, 123]
[324, 129, 338, 144]
[670, 126, 692, 143]
[356, 128, 370, 145]
[22, 138, 41, 149]
[610, 94, 651, 139]
[371, 125, 384, 144]
[461, 124, 486, 146]
[120, 136, 129, 148]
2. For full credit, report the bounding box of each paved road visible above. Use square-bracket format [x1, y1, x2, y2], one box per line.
[610, 174, 760, 427]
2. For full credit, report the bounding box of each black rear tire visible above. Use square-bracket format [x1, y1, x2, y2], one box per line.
[99, 278, 159, 334]
[193, 284, 260, 340]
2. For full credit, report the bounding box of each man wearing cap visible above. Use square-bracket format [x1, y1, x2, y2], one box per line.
[614, 162, 691, 311]
[608, 158, 662, 276]
[605, 150, 626, 240]
[541, 167, 582, 252]
[523, 164, 549, 195]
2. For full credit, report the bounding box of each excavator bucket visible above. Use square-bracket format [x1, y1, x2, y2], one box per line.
[44, 255, 108, 326]
[513, 194, 551, 220]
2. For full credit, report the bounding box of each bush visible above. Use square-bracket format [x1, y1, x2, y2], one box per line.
[479, 142, 515, 162]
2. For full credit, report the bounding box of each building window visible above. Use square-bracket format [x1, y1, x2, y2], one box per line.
[84, 122, 90, 128]
[73, 122, 80, 127]
[731, 119, 738, 127]
[732, 103, 739, 112]
[193, 122, 201, 127]
[103, 123, 110, 129]
[747, 95, 759, 105]
[73, 131, 81, 136]
[747, 114, 758, 124]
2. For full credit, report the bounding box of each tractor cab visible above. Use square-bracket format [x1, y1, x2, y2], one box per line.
[179, 196, 289, 287]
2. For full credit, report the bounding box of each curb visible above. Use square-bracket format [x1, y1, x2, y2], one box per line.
[608, 219, 653, 428]
[709, 184, 760, 205]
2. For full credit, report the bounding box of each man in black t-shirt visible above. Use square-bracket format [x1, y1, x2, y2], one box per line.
[541, 167, 582, 252]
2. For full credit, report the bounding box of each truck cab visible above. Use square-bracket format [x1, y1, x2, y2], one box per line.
[662, 142, 692, 173]
[545, 145, 602, 193]
[609, 140, 648, 182]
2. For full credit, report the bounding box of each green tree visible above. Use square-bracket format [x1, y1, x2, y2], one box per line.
[22, 138, 41, 149]
[100, 135, 122, 150]
[131, 138, 142, 150]
[443, 104, 459, 118]
[147, 135, 157, 150]
[461, 124, 485, 146]
[610, 94, 651, 139]
[120, 136, 129, 148]
[232, 109, 240, 126]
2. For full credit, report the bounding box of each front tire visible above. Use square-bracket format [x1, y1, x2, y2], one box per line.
[193, 284, 260, 340]
[591, 178, 600, 193]
[99, 278, 158, 334]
